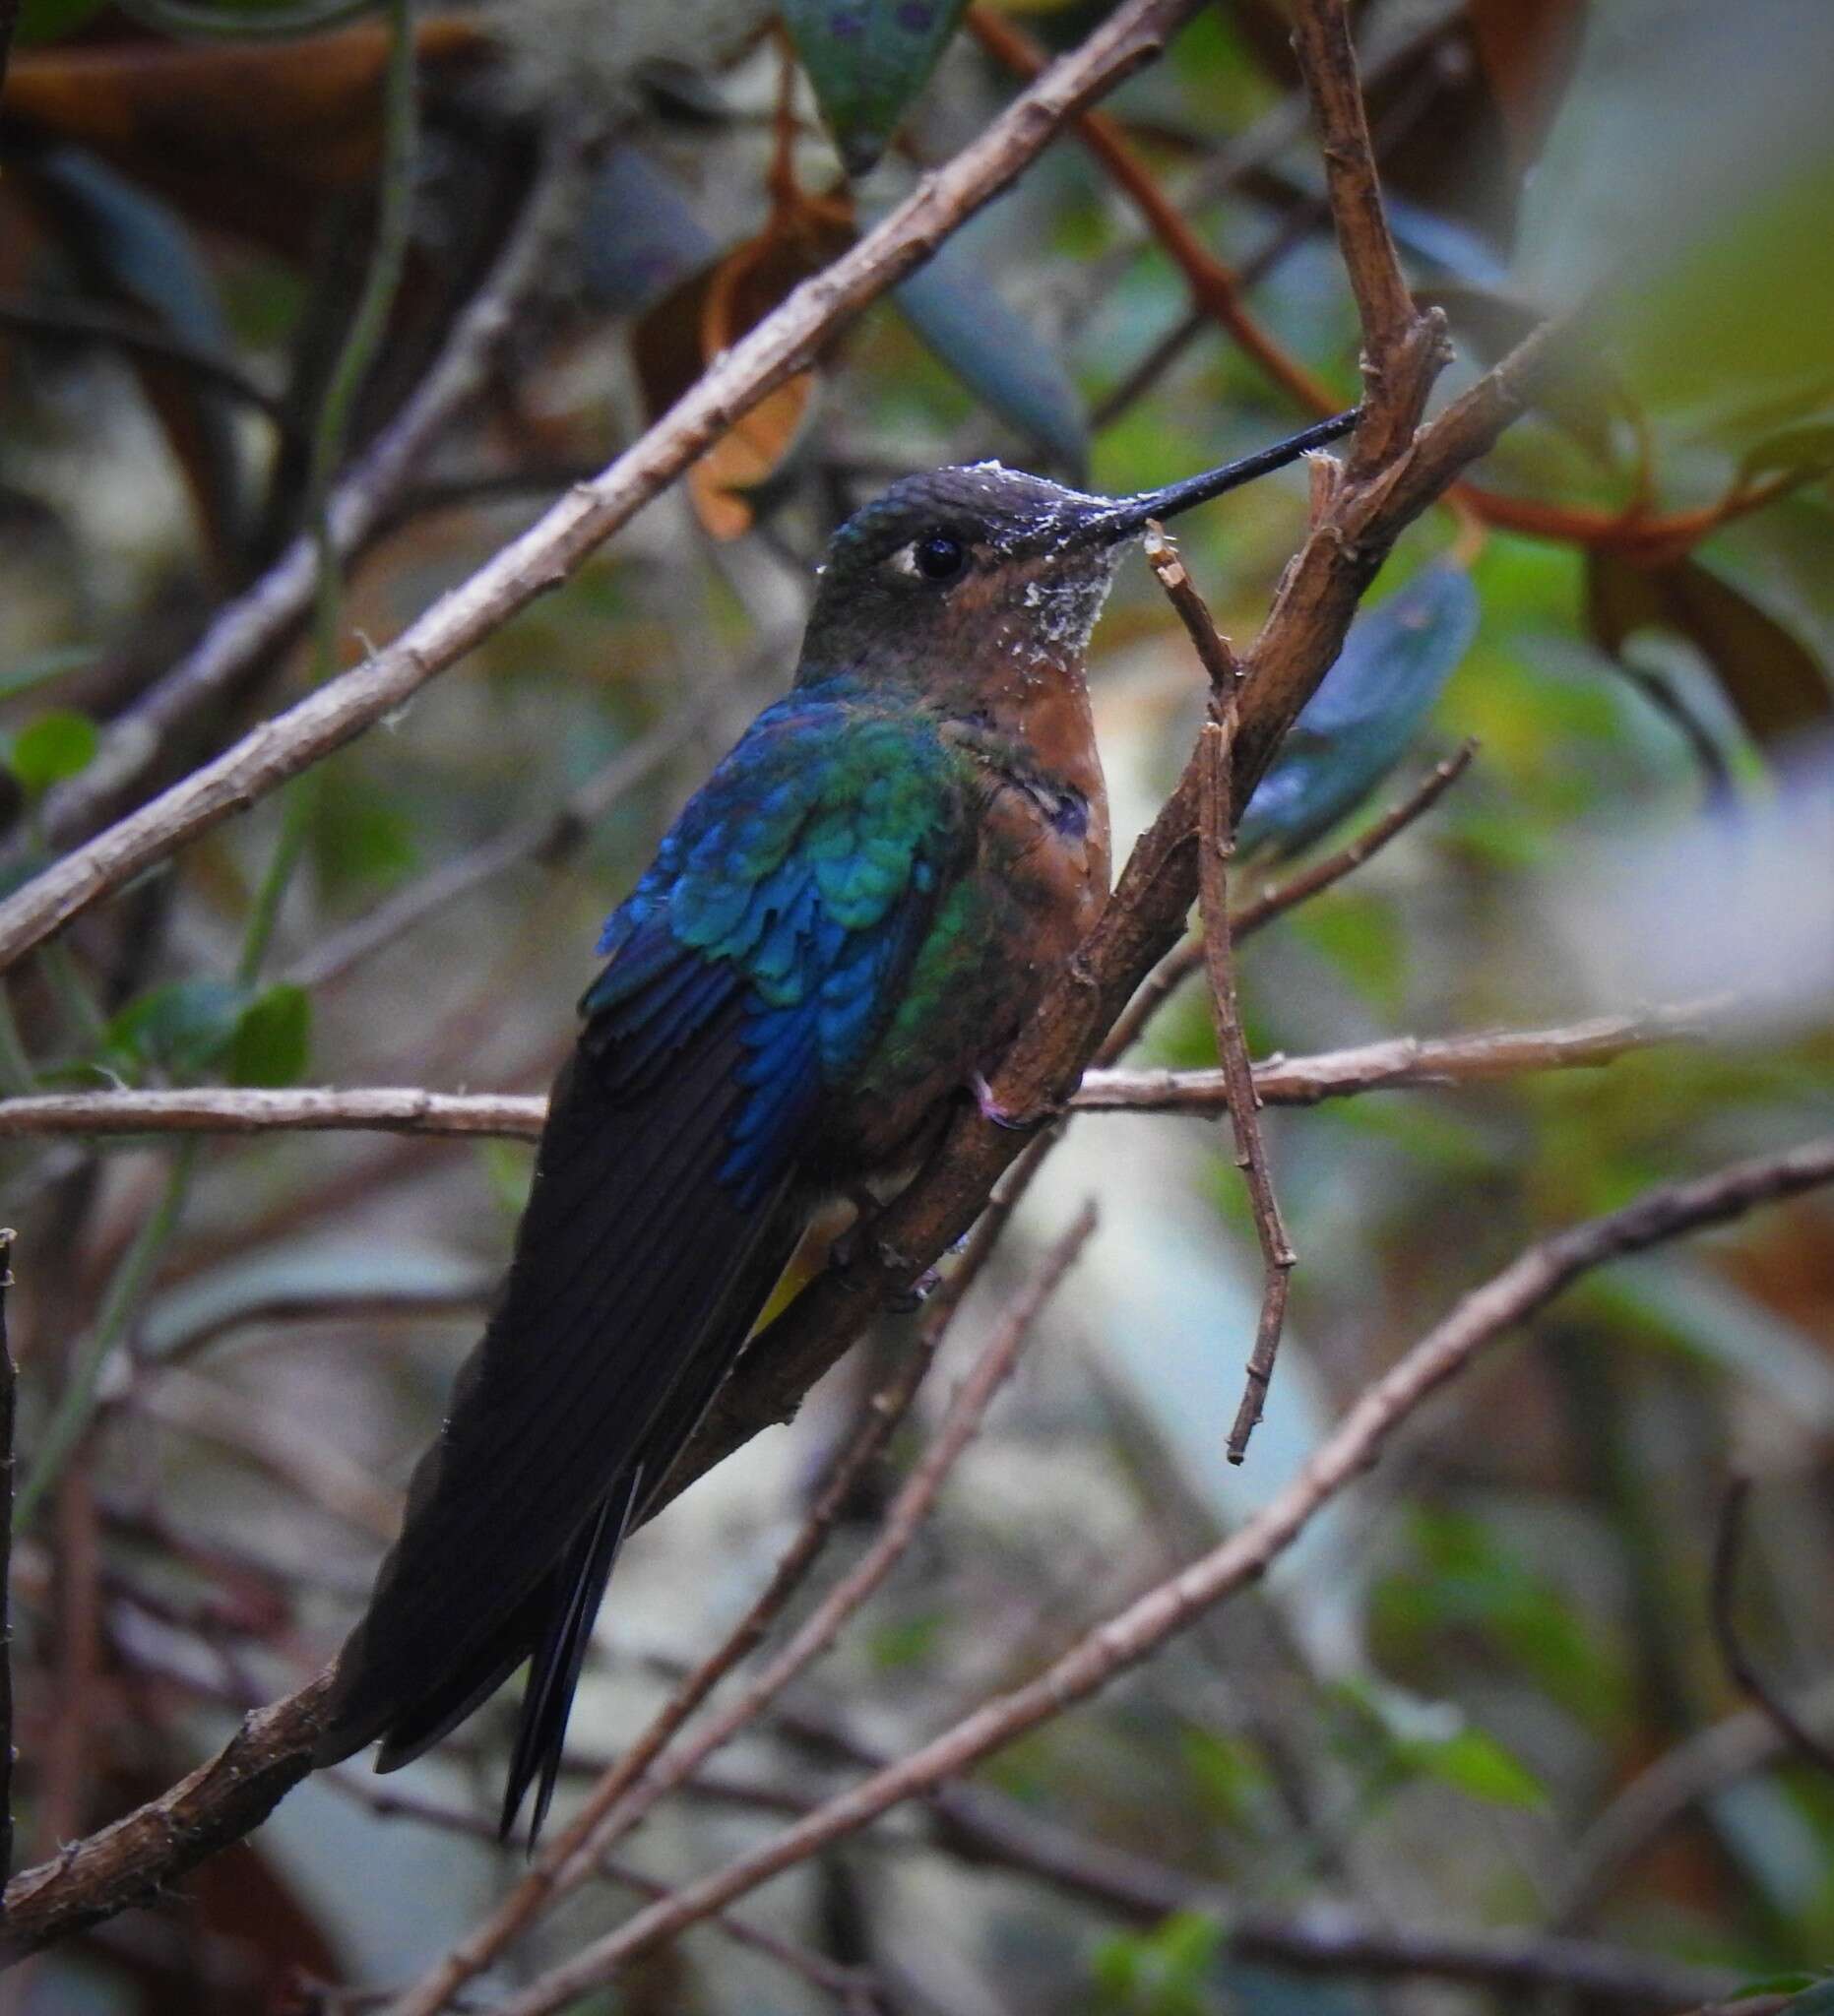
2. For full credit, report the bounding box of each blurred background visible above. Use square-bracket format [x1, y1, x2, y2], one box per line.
[0, 0, 1831, 2008]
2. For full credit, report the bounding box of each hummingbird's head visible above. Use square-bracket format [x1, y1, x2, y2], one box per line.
[796, 410, 1360, 707]
[800, 463, 1124, 701]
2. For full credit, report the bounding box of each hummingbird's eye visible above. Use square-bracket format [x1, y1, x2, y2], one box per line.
[915, 535, 966, 581]
[888, 532, 968, 585]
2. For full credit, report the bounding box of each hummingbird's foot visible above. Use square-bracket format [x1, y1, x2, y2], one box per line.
[971, 1071, 1062, 1132]
[886, 1266, 942, 1314]
[827, 1186, 886, 1272]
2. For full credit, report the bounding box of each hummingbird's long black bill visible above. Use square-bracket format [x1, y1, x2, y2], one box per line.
[1079, 407, 1361, 547]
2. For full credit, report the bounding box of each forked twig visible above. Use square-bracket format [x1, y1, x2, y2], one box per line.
[1144, 531, 1296, 1463]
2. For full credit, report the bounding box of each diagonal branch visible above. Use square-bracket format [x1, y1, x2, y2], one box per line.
[0, 0, 1213, 974]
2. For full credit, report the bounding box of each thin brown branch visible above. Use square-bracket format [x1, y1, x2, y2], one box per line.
[1197, 717, 1295, 1464]
[1290, 0, 1436, 470]
[481, 1138, 1834, 2013]
[388, 1203, 1096, 2016]
[1232, 740, 1478, 935]
[1094, 740, 1476, 1066]
[0, 1001, 1716, 1148]
[1710, 1477, 1834, 1780]
[0, 1086, 549, 1143]
[1078, 1004, 1717, 1112]
[1147, 529, 1296, 1465]
[0, 0, 1213, 971]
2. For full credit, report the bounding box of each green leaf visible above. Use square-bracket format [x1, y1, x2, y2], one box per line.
[1739, 419, 1834, 485]
[229, 983, 311, 1088]
[107, 978, 249, 1075]
[10, 710, 98, 793]
[783, 0, 971, 177]
[1412, 1728, 1549, 1810]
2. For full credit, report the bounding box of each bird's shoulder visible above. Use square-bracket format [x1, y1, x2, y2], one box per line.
[590, 689, 974, 1014]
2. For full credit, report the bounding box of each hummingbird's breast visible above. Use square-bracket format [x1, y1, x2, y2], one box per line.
[808, 666, 1110, 1180]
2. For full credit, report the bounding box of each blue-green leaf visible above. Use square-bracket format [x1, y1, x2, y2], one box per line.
[893, 243, 1088, 474]
[1239, 567, 1480, 858]
[229, 983, 312, 1088]
[783, 0, 971, 177]
[107, 978, 249, 1075]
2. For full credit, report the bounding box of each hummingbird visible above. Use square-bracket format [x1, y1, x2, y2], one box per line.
[314, 410, 1358, 1841]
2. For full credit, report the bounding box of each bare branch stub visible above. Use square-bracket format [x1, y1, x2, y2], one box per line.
[1711, 1478, 1834, 1780]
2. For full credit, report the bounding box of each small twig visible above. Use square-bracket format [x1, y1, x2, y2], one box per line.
[478, 1139, 1834, 2015]
[1232, 740, 1477, 935]
[0, 1229, 16, 1887]
[1144, 531, 1295, 1462]
[1076, 1004, 1716, 1112]
[1709, 1478, 1834, 1780]
[388, 1203, 1096, 2016]
[283, 707, 704, 992]
[1290, 0, 1439, 471]
[1088, 705, 1474, 1077]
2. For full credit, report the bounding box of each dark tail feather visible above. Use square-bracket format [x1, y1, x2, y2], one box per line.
[500, 1467, 644, 1846]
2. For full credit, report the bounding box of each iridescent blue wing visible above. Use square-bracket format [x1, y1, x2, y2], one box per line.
[317, 695, 970, 1838]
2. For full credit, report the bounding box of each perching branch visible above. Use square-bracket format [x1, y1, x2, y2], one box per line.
[474, 1138, 1834, 2013]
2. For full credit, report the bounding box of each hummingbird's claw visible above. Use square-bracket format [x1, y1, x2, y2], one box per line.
[971, 1071, 1061, 1132]
[887, 1267, 942, 1313]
